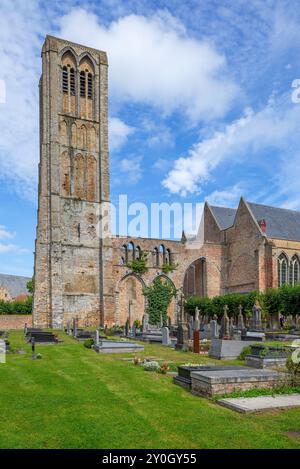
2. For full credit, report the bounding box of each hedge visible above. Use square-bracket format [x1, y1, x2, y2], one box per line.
[0, 296, 32, 315]
[184, 284, 300, 318]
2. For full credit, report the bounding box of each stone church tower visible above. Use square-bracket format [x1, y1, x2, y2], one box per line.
[33, 36, 114, 329]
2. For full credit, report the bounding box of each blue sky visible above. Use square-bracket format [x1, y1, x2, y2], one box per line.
[1, 0, 300, 277]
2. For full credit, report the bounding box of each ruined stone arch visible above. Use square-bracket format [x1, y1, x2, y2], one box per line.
[116, 273, 146, 326]
[182, 257, 207, 298]
[150, 274, 177, 323]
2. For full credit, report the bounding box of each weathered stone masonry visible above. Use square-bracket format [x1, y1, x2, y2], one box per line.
[33, 36, 300, 329]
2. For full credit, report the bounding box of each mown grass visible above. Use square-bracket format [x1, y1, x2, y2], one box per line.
[0, 330, 300, 449]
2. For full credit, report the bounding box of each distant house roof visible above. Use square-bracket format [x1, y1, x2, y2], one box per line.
[209, 205, 237, 230]
[0, 274, 31, 299]
[247, 202, 300, 241]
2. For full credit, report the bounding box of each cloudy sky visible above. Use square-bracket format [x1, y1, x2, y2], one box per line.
[1, 0, 300, 276]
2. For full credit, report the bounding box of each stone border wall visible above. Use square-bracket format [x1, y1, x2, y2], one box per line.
[0, 315, 32, 330]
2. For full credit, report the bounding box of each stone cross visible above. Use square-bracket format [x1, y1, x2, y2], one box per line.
[229, 317, 235, 339]
[95, 329, 100, 346]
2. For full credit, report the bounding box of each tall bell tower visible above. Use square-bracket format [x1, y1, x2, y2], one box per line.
[33, 35, 114, 328]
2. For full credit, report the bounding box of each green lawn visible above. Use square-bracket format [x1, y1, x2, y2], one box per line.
[0, 331, 300, 449]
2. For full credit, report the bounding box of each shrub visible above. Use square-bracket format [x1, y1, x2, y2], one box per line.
[184, 283, 300, 320]
[83, 338, 94, 349]
[127, 250, 148, 275]
[143, 361, 160, 372]
[286, 356, 300, 386]
[36, 353, 42, 359]
[238, 345, 252, 360]
[0, 296, 32, 315]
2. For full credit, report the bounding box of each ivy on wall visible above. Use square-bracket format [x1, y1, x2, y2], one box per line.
[143, 276, 176, 325]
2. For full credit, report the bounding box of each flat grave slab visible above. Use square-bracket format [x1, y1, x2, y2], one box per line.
[94, 340, 144, 354]
[191, 367, 281, 397]
[209, 339, 258, 359]
[218, 394, 300, 413]
[174, 365, 249, 390]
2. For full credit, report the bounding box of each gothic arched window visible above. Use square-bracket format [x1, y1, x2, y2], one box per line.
[79, 56, 94, 119]
[278, 253, 288, 287]
[61, 51, 77, 114]
[289, 255, 300, 286]
[122, 245, 128, 264]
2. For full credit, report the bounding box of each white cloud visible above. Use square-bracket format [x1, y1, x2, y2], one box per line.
[0, 0, 43, 201]
[206, 185, 243, 207]
[0, 225, 15, 240]
[163, 95, 300, 196]
[59, 9, 239, 123]
[0, 243, 29, 254]
[109, 117, 135, 151]
[119, 156, 143, 183]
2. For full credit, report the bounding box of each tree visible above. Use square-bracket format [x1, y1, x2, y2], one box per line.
[26, 278, 34, 294]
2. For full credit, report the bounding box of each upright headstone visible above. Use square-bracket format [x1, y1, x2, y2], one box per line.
[237, 305, 245, 330]
[252, 300, 262, 330]
[125, 318, 130, 337]
[194, 307, 200, 331]
[176, 290, 189, 351]
[219, 305, 230, 339]
[162, 326, 171, 346]
[142, 313, 149, 333]
[95, 329, 100, 346]
[229, 317, 235, 339]
[210, 320, 218, 339]
[188, 316, 193, 339]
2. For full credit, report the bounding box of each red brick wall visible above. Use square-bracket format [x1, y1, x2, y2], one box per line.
[0, 315, 32, 330]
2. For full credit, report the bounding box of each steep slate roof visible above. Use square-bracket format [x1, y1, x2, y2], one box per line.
[209, 205, 237, 230]
[0, 274, 31, 298]
[247, 201, 300, 241]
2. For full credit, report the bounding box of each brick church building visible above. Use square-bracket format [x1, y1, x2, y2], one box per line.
[32, 36, 300, 329]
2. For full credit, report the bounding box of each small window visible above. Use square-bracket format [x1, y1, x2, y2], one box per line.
[70, 68, 75, 96]
[62, 66, 68, 94]
[87, 73, 93, 99]
[80, 71, 86, 97]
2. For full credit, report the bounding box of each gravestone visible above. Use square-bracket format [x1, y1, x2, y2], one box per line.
[219, 305, 230, 339]
[229, 317, 235, 339]
[176, 290, 188, 351]
[125, 318, 130, 337]
[162, 326, 171, 346]
[194, 308, 200, 331]
[251, 300, 262, 330]
[210, 320, 218, 339]
[188, 318, 193, 340]
[95, 329, 100, 346]
[142, 313, 149, 333]
[237, 305, 245, 330]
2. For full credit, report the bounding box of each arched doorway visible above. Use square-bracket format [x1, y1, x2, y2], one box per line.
[183, 258, 206, 297]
